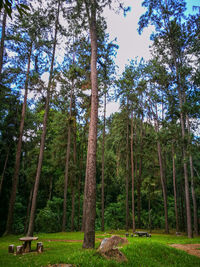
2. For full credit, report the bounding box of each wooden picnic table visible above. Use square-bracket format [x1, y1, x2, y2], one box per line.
[134, 231, 151, 237]
[19, 237, 38, 252]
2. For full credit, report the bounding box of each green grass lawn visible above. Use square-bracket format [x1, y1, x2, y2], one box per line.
[0, 230, 200, 267]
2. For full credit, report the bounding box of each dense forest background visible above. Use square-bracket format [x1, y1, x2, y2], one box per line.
[0, 0, 199, 243]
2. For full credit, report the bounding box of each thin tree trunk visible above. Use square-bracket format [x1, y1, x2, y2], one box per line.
[0, 8, 7, 81]
[101, 91, 106, 232]
[83, 0, 98, 248]
[71, 186, 75, 231]
[148, 187, 151, 233]
[172, 143, 179, 232]
[180, 180, 186, 232]
[27, 1, 60, 237]
[71, 114, 77, 232]
[4, 43, 32, 235]
[48, 176, 53, 201]
[171, 46, 192, 238]
[154, 105, 169, 234]
[125, 101, 129, 232]
[131, 111, 135, 232]
[77, 153, 82, 230]
[186, 116, 198, 235]
[81, 148, 88, 232]
[0, 148, 9, 196]
[62, 81, 74, 232]
[137, 117, 143, 229]
[24, 187, 33, 234]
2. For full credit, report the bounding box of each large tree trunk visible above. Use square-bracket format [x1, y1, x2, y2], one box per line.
[4, 43, 32, 235]
[27, 1, 60, 237]
[0, 147, 9, 196]
[172, 143, 179, 233]
[101, 91, 106, 232]
[130, 111, 135, 232]
[83, 0, 98, 248]
[0, 8, 7, 81]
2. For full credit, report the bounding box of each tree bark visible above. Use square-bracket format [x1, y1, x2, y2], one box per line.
[71, 114, 77, 232]
[172, 143, 179, 232]
[27, 0, 60, 237]
[137, 116, 143, 229]
[186, 116, 198, 235]
[0, 147, 9, 196]
[101, 91, 106, 232]
[154, 105, 169, 234]
[71, 186, 75, 231]
[170, 44, 192, 238]
[0, 8, 7, 81]
[130, 111, 135, 232]
[24, 186, 33, 234]
[83, 0, 98, 248]
[4, 43, 32, 235]
[125, 101, 129, 232]
[62, 80, 74, 231]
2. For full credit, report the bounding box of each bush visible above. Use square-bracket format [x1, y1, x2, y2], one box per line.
[35, 197, 63, 233]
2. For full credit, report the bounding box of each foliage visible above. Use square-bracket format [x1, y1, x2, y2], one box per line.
[35, 197, 63, 233]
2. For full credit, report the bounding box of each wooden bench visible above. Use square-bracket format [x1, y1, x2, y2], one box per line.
[134, 231, 151, 237]
[19, 237, 38, 252]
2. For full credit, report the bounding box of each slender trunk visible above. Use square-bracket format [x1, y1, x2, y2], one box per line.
[27, 1, 60, 237]
[4, 43, 32, 235]
[0, 148, 9, 196]
[180, 180, 186, 232]
[24, 187, 33, 234]
[186, 116, 198, 235]
[172, 143, 179, 232]
[71, 115, 77, 232]
[77, 155, 82, 230]
[83, 1, 98, 248]
[48, 176, 53, 201]
[62, 81, 74, 231]
[71, 186, 75, 231]
[0, 9, 7, 81]
[125, 102, 129, 232]
[155, 105, 169, 234]
[131, 111, 135, 232]
[81, 151, 88, 232]
[137, 117, 143, 229]
[171, 47, 192, 238]
[148, 187, 151, 233]
[101, 91, 106, 231]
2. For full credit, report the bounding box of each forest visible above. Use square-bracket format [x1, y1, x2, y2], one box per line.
[0, 0, 200, 263]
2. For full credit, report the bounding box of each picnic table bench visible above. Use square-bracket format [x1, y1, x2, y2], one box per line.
[134, 231, 151, 237]
[19, 236, 38, 252]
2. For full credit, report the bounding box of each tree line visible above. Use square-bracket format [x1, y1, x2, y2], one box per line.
[0, 0, 199, 248]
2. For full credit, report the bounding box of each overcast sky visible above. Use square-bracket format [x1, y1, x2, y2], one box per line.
[103, 0, 200, 117]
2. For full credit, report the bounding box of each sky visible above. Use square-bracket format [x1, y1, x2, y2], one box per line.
[103, 0, 200, 117]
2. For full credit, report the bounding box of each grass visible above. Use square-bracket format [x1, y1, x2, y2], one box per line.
[0, 230, 200, 267]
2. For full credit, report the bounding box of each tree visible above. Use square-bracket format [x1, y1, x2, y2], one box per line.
[139, 0, 193, 238]
[27, 0, 61, 236]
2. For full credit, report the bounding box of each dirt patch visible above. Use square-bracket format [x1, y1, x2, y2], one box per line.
[47, 239, 82, 243]
[45, 264, 74, 267]
[170, 244, 200, 258]
[46, 238, 104, 243]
